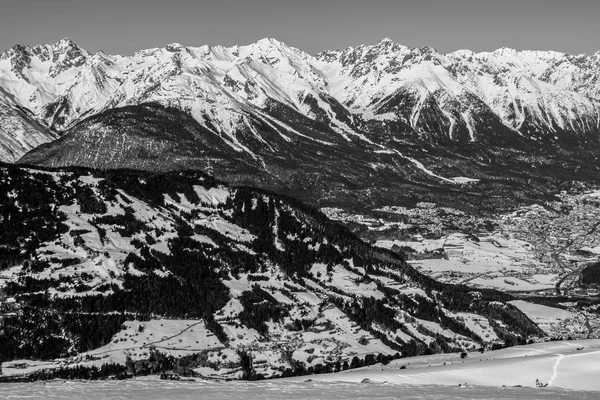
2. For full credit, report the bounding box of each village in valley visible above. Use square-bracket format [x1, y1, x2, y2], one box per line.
[323, 185, 600, 340]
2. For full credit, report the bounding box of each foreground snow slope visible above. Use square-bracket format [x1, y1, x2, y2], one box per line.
[283, 339, 600, 391]
[3, 378, 595, 400]
[4, 342, 600, 399]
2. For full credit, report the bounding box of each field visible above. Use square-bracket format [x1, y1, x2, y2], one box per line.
[283, 339, 600, 391]
[4, 340, 600, 399]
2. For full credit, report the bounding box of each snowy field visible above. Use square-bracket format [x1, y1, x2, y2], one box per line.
[378, 232, 550, 291]
[2, 378, 596, 400]
[4, 340, 600, 399]
[283, 339, 600, 392]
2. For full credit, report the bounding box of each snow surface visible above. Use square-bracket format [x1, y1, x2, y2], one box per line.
[85, 319, 224, 364]
[283, 339, 600, 392]
[378, 232, 551, 291]
[4, 378, 597, 400]
[193, 185, 229, 205]
[509, 300, 575, 335]
[4, 341, 600, 398]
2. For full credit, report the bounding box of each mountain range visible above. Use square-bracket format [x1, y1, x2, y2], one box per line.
[4, 37, 600, 145]
[2, 38, 600, 211]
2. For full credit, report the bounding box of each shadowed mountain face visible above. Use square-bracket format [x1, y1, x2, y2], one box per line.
[0, 100, 57, 162]
[18, 103, 271, 183]
[18, 103, 406, 209]
[18, 103, 600, 215]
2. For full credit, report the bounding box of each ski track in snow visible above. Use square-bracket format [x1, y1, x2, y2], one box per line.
[548, 353, 564, 387]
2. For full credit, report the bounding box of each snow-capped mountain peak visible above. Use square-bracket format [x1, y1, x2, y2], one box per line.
[3, 37, 600, 163]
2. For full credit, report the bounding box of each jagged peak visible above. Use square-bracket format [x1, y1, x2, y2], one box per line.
[0, 43, 31, 60]
[133, 46, 162, 57]
[248, 37, 307, 56]
[1, 38, 88, 59]
[450, 49, 475, 58]
[165, 42, 187, 52]
[493, 46, 517, 53]
[9, 43, 30, 53]
[468, 46, 571, 64]
[254, 37, 286, 47]
[489, 46, 541, 56]
[374, 38, 410, 52]
[54, 37, 77, 48]
[40, 37, 86, 55]
[316, 39, 407, 59]
[416, 45, 438, 54]
[234, 37, 308, 62]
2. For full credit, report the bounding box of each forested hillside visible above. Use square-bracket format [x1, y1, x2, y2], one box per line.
[0, 164, 543, 380]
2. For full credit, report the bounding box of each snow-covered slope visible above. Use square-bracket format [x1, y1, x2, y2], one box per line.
[284, 339, 600, 391]
[0, 100, 57, 162]
[315, 40, 600, 141]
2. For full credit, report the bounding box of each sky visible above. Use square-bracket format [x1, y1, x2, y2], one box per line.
[1, 0, 599, 56]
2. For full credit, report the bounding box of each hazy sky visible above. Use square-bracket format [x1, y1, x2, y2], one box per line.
[1, 0, 599, 55]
